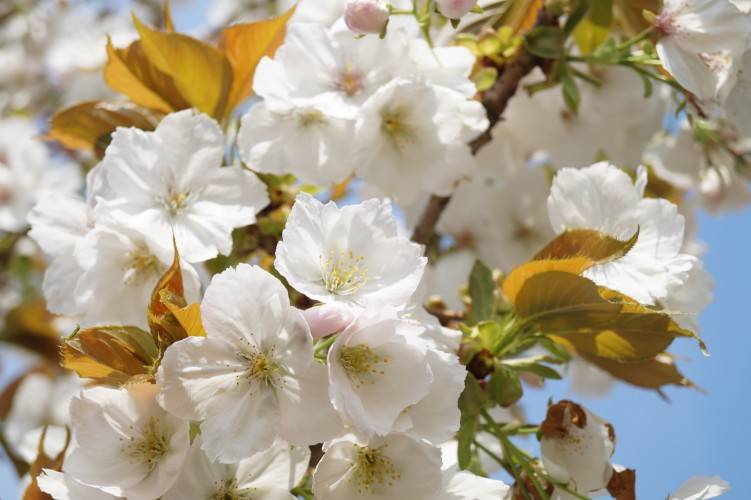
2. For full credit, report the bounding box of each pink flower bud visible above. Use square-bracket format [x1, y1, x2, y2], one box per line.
[344, 0, 390, 35]
[437, 0, 477, 19]
[302, 303, 355, 339]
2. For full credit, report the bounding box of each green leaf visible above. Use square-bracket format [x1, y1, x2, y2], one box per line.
[503, 357, 563, 380]
[457, 413, 478, 470]
[591, 38, 620, 63]
[458, 374, 487, 417]
[561, 71, 580, 113]
[488, 364, 523, 407]
[564, 0, 590, 35]
[473, 67, 498, 92]
[474, 321, 503, 353]
[537, 336, 573, 361]
[457, 375, 486, 470]
[469, 260, 495, 323]
[524, 26, 567, 59]
[636, 67, 654, 97]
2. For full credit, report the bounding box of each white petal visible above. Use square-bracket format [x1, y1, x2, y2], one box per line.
[157, 337, 248, 421]
[670, 476, 730, 500]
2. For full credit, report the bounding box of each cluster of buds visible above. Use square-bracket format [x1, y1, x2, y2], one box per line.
[344, 0, 479, 36]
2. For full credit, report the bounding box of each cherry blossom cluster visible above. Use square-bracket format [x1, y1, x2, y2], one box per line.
[237, 20, 487, 203]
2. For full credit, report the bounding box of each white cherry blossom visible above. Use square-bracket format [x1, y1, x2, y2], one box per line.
[95, 110, 269, 263]
[540, 400, 615, 497]
[327, 311, 433, 437]
[64, 384, 190, 499]
[73, 221, 201, 329]
[275, 193, 426, 309]
[163, 437, 309, 500]
[158, 263, 341, 463]
[655, 0, 749, 101]
[312, 433, 443, 500]
[354, 78, 487, 204]
[238, 98, 354, 185]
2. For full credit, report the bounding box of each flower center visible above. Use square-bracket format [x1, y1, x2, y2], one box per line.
[123, 244, 162, 285]
[337, 66, 365, 97]
[698, 51, 732, 73]
[122, 416, 170, 471]
[210, 478, 254, 500]
[350, 444, 401, 494]
[162, 189, 191, 216]
[321, 249, 368, 295]
[381, 107, 417, 150]
[338, 344, 387, 388]
[239, 349, 280, 387]
[654, 11, 679, 35]
[297, 108, 326, 127]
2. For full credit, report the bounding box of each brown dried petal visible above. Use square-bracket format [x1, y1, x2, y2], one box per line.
[540, 399, 587, 439]
[607, 468, 636, 500]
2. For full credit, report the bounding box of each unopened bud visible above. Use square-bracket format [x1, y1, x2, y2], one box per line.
[344, 0, 390, 35]
[437, 0, 478, 19]
[302, 303, 355, 339]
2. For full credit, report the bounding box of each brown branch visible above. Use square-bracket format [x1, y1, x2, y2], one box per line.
[470, 47, 540, 155]
[411, 195, 452, 247]
[411, 46, 541, 246]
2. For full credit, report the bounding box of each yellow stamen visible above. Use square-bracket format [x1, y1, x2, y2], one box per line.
[350, 444, 401, 494]
[122, 416, 170, 470]
[123, 245, 162, 285]
[381, 107, 416, 150]
[321, 249, 368, 296]
[339, 344, 387, 388]
[298, 109, 326, 127]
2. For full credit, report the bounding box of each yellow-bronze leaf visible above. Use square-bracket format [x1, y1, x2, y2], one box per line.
[165, 301, 206, 337]
[585, 352, 695, 393]
[515, 271, 697, 362]
[133, 14, 233, 119]
[61, 326, 159, 386]
[502, 257, 593, 305]
[220, 5, 296, 117]
[532, 228, 639, 262]
[104, 38, 188, 113]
